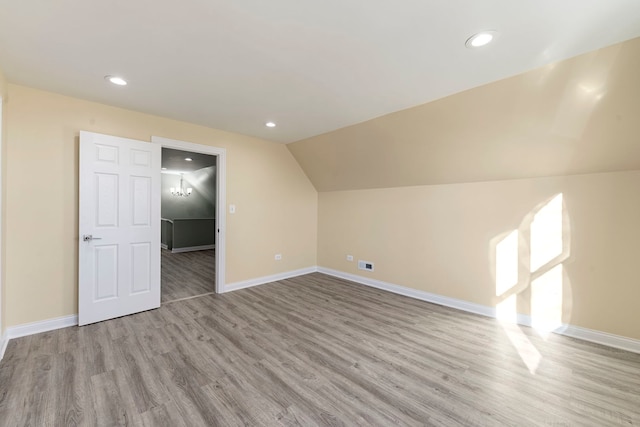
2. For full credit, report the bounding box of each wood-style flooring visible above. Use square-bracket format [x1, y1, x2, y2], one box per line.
[1, 273, 639, 426]
[161, 249, 215, 303]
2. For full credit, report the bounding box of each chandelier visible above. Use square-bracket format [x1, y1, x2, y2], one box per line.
[171, 174, 192, 197]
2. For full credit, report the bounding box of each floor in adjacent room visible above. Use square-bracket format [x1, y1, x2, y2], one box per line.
[1, 273, 639, 426]
[161, 249, 215, 303]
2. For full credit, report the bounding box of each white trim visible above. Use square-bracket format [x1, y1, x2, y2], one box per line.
[2, 269, 638, 358]
[171, 244, 215, 253]
[6, 315, 78, 340]
[223, 266, 318, 293]
[0, 332, 8, 361]
[2, 265, 314, 359]
[151, 136, 226, 294]
[160, 243, 168, 250]
[318, 267, 494, 317]
[559, 325, 640, 353]
[0, 96, 3, 347]
[0, 315, 78, 360]
[318, 267, 640, 354]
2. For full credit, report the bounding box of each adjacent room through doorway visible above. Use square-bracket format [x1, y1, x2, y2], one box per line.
[160, 147, 217, 303]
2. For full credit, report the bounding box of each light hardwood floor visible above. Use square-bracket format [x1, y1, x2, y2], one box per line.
[1, 273, 639, 426]
[161, 249, 215, 303]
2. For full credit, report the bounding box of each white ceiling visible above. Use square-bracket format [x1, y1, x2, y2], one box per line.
[1, 1, 639, 144]
[161, 148, 216, 174]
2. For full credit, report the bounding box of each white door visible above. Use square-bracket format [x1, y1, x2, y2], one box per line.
[79, 131, 161, 326]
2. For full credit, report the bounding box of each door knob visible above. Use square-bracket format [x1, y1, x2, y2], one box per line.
[82, 234, 102, 242]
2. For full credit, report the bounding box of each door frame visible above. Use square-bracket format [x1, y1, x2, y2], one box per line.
[0, 96, 3, 342]
[151, 136, 226, 293]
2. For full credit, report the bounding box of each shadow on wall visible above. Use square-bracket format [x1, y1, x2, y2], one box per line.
[490, 193, 572, 373]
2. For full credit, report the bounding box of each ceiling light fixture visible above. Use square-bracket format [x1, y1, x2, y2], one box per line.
[170, 174, 192, 197]
[265, 122, 276, 128]
[105, 75, 128, 86]
[184, 157, 193, 162]
[465, 31, 497, 48]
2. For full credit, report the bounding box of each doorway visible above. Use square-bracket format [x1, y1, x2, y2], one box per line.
[160, 147, 217, 302]
[152, 136, 227, 297]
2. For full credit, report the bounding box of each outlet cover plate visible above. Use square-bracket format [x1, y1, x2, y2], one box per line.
[358, 260, 374, 271]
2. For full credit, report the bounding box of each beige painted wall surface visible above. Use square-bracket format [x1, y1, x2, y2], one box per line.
[5, 84, 317, 327]
[0, 69, 6, 335]
[289, 37, 640, 192]
[318, 170, 640, 340]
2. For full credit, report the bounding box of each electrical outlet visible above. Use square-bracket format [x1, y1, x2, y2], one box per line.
[346, 255, 353, 261]
[275, 254, 282, 261]
[358, 260, 374, 271]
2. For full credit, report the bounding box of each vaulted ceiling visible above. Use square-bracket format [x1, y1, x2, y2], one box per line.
[1, 0, 639, 143]
[289, 38, 640, 191]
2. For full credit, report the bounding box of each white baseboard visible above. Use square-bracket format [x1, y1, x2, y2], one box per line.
[3, 269, 638, 359]
[172, 244, 215, 253]
[558, 325, 640, 353]
[318, 267, 495, 317]
[0, 314, 78, 360]
[223, 266, 318, 293]
[160, 243, 168, 250]
[7, 314, 78, 340]
[318, 267, 640, 355]
[0, 331, 8, 361]
[0, 265, 317, 357]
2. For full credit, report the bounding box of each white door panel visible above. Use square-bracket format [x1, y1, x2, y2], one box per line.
[79, 131, 161, 326]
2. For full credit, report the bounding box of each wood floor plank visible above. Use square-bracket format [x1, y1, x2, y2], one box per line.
[153, 357, 226, 427]
[161, 249, 215, 303]
[52, 351, 92, 427]
[139, 400, 190, 427]
[2, 272, 640, 426]
[113, 335, 172, 413]
[90, 369, 143, 427]
[275, 404, 323, 427]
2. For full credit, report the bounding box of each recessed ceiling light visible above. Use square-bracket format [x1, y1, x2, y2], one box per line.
[184, 157, 193, 162]
[105, 75, 127, 86]
[265, 122, 276, 128]
[465, 31, 497, 48]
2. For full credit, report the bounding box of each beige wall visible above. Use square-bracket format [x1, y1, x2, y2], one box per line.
[319, 171, 640, 340]
[4, 37, 638, 346]
[287, 37, 640, 342]
[5, 84, 317, 327]
[289, 37, 640, 191]
[0, 69, 7, 335]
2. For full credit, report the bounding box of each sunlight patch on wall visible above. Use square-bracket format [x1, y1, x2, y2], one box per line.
[496, 230, 519, 297]
[496, 293, 517, 323]
[492, 192, 570, 373]
[495, 231, 542, 374]
[551, 44, 619, 139]
[531, 264, 564, 337]
[531, 193, 563, 272]
[551, 82, 605, 139]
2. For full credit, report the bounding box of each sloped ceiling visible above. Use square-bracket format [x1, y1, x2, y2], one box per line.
[288, 38, 640, 191]
[0, 1, 639, 143]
